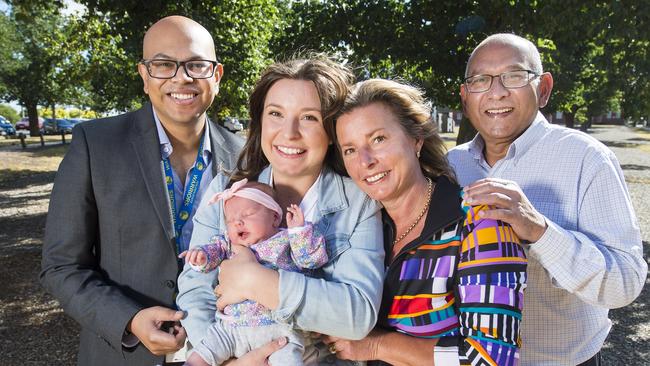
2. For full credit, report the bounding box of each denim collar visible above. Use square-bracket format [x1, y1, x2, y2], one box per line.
[258, 165, 348, 216]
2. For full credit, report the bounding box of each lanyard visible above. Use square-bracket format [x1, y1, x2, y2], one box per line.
[163, 134, 207, 255]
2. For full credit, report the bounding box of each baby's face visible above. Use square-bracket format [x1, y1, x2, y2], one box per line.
[223, 196, 280, 247]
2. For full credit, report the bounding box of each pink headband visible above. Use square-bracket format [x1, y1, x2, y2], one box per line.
[207, 178, 283, 217]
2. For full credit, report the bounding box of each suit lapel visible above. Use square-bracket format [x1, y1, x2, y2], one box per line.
[128, 104, 176, 245]
[208, 118, 227, 176]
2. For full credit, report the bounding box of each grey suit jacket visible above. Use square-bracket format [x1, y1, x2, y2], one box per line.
[40, 104, 243, 366]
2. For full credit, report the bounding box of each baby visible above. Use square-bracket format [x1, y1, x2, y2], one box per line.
[180, 178, 328, 366]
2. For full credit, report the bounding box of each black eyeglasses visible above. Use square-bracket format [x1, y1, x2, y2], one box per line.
[140, 59, 218, 79]
[464, 70, 540, 93]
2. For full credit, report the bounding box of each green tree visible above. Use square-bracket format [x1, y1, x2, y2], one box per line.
[0, 2, 89, 134]
[79, 0, 284, 119]
[275, 1, 645, 143]
[0, 104, 20, 123]
[0, 12, 22, 100]
[0, 1, 134, 132]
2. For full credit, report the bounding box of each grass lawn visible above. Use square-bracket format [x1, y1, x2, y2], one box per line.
[440, 130, 460, 150]
[0, 145, 68, 184]
[0, 135, 71, 148]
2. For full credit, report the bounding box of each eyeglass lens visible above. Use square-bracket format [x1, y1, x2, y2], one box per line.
[146, 60, 215, 79]
[466, 70, 534, 92]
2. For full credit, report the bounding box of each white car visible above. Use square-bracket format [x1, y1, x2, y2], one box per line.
[223, 117, 243, 132]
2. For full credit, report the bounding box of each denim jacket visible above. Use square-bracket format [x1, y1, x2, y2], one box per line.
[177, 166, 385, 351]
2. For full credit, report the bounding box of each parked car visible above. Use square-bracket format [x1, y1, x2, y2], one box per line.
[43, 118, 75, 134]
[223, 116, 243, 132]
[239, 118, 250, 130]
[16, 117, 44, 136]
[43, 118, 59, 135]
[0, 116, 16, 137]
[56, 119, 74, 134]
[68, 118, 85, 125]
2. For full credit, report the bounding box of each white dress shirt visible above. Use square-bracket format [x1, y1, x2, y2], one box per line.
[447, 112, 647, 365]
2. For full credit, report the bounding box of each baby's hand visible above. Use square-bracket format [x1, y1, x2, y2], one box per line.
[286, 204, 304, 228]
[178, 248, 207, 266]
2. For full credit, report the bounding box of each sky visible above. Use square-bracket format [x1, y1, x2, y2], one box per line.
[0, 0, 85, 14]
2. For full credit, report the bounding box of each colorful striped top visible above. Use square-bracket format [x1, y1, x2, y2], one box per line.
[376, 176, 527, 366]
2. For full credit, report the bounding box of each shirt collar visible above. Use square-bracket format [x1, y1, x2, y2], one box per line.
[152, 107, 212, 160]
[467, 111, 549, 163]
[265, 166, 322, 223]
[382, 175, 464, 257]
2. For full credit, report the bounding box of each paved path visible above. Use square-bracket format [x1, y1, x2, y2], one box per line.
[587, 125, 650, 364]
[589, 125, 650, 239]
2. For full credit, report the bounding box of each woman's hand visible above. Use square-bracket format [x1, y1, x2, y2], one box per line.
[215, 245, 258, 309]
[222, 337, 288, 366]
[215, 245, 280, 310]
[322, 329, 386, 361]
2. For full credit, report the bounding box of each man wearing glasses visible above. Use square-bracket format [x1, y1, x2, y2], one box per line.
[40, 16, 251, 365]
[448, 34, 646, 365]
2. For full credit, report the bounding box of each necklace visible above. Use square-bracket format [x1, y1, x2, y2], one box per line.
[393, 177, 433, 246]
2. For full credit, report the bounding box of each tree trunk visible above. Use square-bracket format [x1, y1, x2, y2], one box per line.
[564, 112, 575, 129]
[580, 117, 593, 132]
[27, 102, 40, 136]
[456, 116, 477, 146]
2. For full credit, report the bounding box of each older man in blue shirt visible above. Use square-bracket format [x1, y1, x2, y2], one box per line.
[448, 33, 647, 365]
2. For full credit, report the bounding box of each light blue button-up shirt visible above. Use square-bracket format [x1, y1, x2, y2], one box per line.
[448, 112, 647, 365]
[153, 109, 214, 253]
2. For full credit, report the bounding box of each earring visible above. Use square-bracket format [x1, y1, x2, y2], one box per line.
[416, 150, 421, 158]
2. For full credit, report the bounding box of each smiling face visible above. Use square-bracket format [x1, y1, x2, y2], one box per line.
[260, 79, 329, 182]
[460, 42, 552, 147]
[336, 102, 423, 204]
[223, 196, 280, 247]
[138, 17, 223, 127]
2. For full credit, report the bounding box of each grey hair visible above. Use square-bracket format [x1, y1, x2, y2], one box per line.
[465, 33, 543, 77]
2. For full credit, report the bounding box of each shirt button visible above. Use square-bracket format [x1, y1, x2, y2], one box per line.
[165, 280, 175, 289]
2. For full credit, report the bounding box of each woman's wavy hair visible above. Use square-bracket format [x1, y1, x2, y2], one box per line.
[229, 53, 354, 183]
[331, 78, 456, 183]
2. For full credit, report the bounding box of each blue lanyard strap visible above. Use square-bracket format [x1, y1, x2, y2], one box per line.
[163, 133, 207, 255]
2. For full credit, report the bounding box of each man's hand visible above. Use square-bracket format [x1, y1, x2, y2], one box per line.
[464, 178, 547, 242]
[127, 306, 186, 356]
[322, 330, 385, 361]
[223, 337, 287, 366]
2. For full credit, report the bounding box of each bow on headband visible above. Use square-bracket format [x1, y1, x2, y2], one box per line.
[208, 178, 283, 218]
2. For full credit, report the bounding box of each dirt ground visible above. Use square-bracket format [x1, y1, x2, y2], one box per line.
[0, 126, 649, 364]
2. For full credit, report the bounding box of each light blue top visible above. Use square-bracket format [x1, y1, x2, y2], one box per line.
[177, 166, 385, 349]
[153, 109, 213, 253]
[447, 112, 647, 365]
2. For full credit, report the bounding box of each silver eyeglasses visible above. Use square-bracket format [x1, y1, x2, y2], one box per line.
[140, 59, 218, 79]
[464, 70, 540, 93]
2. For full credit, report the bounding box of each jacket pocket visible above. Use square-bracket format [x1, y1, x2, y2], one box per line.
[324, 233, 351, 261]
